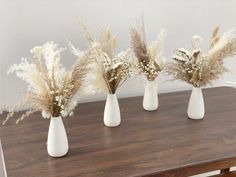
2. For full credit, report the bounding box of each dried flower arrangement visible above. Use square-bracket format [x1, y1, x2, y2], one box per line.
[3, 41, 91, 124]
[166, 27, 236, 87]
[130, 20, 166, 81]
[77, 23, 136, 94]
[70, 22, 137, 127]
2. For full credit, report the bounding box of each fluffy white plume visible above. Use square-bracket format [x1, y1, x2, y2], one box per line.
[192, 35, 203, 48]
[8, 58, 49, 95]
[3, 41, 91, 124]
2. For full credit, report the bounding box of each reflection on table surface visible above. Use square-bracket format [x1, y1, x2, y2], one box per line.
[0, 140, 7, 177]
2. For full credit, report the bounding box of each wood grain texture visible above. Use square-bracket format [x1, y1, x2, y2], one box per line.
[1, 87, 236, 177]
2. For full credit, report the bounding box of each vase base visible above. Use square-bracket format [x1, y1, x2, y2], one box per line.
[104, 122, 121, 127]
[48, 150, 68, 158]
[187, 115, 204, 120]
[143, 107, 158, 111]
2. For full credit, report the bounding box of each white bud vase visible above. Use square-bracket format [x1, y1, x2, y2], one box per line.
[104, 93, 121, 127]
[47, 116, 69, 157]
[187, 87, 205, 120]
[143, 80, 159, 111]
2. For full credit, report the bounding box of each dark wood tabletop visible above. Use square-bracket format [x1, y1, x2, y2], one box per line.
[1, 86, 236, 177]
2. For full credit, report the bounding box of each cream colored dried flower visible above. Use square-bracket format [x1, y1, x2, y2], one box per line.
[166, 27, 236, 87]
[192, 35, 203, 48]
[77, 23, 136, 94]
[2, 41, 91, 124]
[130, 19, 166, 81]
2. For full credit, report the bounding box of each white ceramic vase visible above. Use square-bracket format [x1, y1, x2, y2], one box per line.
[187, 87, 205, 120]
[47, 116, 69, 157]
[143, 80, 159, 111]
[104, 93, 121, 127]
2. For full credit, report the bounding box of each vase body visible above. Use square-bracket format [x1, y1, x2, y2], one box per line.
[104, 94, 121, 127]
[143, 80, 159, 111]
[47, 116, 69, 157]
[187, 87, 205, 120]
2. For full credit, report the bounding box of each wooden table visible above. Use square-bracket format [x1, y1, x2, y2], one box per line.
[1, 86, 236, 177]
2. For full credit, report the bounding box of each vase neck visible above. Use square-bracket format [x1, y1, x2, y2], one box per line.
[51, 116, 62, 119]
[107, 93, 117, 98]
[50, 116, 63, 126]
[147, 80, 156, 84]
[108, 93, 116, 95]
[192, 86, 201, 90]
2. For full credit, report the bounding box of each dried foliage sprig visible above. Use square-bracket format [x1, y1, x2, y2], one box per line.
[77, 24, 136, 94]
[130, 20, 166, 81]
[2, 41, 91, 124]
[166, 27, 236, 87]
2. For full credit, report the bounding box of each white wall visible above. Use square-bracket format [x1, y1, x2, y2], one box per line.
[0, 0, 236, 106]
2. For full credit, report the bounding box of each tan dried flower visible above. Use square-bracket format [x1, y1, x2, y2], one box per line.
[130, 19, 166, 81]
[78, 22, 136, 94]
[2, 41, 91, 124]
[166, 27, 236, 87]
